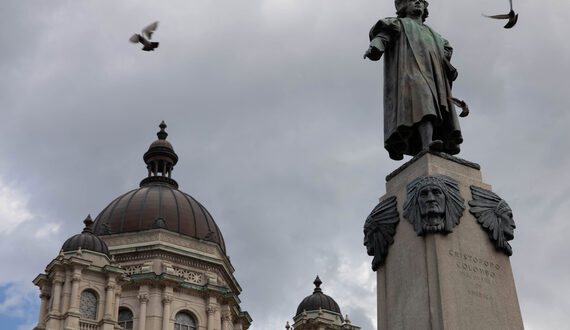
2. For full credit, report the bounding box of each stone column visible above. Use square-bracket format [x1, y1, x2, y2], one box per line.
[233, 321, 243, 330]
[68, 269, 82, 313]
[35, 289, 50, 329]
[104, 276, 116, 319]
[61, 270, 72, 312]
[221, 311, 232, 330]
[214, 305, 222, 330]
[161, 294, 172, 330]
[138, 290, 149, 330]
[63, 268, 82, 330]
[206, 305, 217, 330]
[50, 275, 64, 315]
[114, 287, 122, 321]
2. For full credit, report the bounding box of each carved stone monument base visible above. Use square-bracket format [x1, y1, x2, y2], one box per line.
[377, 151, 523, 330]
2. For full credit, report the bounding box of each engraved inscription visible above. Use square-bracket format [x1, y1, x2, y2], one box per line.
[448, 249, 502, 301]
[467, 289, 492, 300]
[449, 249, 501, 278]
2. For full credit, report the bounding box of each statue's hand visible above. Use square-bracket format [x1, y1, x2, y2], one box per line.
[363, 47, 373, 59]
[363, 46, 383, 61]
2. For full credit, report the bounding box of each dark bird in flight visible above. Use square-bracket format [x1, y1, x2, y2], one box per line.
[449, 97, 470, 118]
[129, 21, 159, 51]
[483, 0, 518, 29]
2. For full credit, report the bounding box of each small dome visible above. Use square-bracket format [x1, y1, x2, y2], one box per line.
[296, 276, 341, 316]
[62, 215, 110, 257]
[92, 122, 226, 254]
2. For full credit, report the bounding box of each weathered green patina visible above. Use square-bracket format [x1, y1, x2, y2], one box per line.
[364, 0, 463, 160]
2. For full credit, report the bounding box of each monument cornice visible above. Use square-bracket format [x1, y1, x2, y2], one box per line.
[386, 150, 481, 182]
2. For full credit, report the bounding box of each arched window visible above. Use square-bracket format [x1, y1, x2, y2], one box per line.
[79, 290, 98, 320]
[174, 311, 197, 330]
[118, 308, 134, 329]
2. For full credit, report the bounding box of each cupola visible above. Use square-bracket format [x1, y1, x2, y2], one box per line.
[92, 122, 226, 253]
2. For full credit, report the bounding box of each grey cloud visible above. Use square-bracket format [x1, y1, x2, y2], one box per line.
[1, 0, 570, 329]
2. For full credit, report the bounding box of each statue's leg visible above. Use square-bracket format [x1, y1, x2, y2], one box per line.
[418, 120, 443, 151]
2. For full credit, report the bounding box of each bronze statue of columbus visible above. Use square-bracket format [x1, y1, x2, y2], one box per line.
[364, 0, 464, 160]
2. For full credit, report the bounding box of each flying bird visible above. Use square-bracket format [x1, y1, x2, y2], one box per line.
[129, 21, 160, 51]
[483, 0, 518, 29]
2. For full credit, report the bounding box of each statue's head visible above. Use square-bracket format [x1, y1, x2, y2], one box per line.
[403, 175, 465, 235]
[496, 200, 515, 240]
[469, 186, 516, 255]
[395, 0, 429, 21]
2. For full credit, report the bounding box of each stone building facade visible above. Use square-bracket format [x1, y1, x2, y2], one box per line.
[33, 122, 251, 330]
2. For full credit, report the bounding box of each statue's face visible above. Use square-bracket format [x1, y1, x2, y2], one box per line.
[500, 210, 516, 240]
[363, 232, 373, 255]
[404, 0, 425, 18]
[418, 185, 446, 231]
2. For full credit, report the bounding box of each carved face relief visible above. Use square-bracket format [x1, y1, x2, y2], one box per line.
[418, 185, 446, 231]
[363, 196, 400, 271]
[363, 232, 374, 256]
[500, 209, 516, 240]
[469, 186, 516, 255]
[403, 175, 465, 236]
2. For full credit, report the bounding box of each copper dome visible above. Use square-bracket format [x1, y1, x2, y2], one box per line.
[91, 122, 226, 254]
[62, 215, 111, 257]
[296, 276, 341, 316]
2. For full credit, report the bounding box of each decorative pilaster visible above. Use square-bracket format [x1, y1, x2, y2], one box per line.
[162, 294, 172, 330]
[50, 275, 64, 315]
[68, 269, 82, 313]
[35, 289, 50, 329]
[61, 270, 72, 312]
[138, 291, 149, 330]
[63, 269, 82, 330]
[206, 305, 217, 330]
[214, 305, 222, 330]
[104, 277, 116, 319]
[114, 287, 122, 321]
[221, 311, 232, 330]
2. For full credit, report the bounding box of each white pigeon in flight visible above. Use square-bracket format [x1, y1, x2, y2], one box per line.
[129, 21, 160, 51]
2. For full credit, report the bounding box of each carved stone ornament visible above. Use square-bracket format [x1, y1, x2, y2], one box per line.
[469, 185, 516, 256]
[363, 196, 399, 271]
[403, 175, 465, 235]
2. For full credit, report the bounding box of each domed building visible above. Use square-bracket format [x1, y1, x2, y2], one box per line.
[287, 276, 360, 330]
[33, 122, 251, 330]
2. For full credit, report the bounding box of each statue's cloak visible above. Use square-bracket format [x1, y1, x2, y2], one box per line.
[369, 17, 463, 158]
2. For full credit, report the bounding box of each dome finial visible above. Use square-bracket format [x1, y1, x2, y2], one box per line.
[157, 121, 168, 140]
[295, 275, 341, 316]
[61, 215, 110, 257]
[82, 214, 94, 233]
[313, 275, 322, 293]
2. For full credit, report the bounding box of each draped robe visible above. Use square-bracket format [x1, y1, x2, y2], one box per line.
[368, 17, 463, 159]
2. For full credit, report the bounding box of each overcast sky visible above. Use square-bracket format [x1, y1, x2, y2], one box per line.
[1, 0, 569, 329]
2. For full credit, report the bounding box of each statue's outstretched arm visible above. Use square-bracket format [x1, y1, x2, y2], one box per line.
[364, 37, 385, 60]
[364, 18, 400, 61]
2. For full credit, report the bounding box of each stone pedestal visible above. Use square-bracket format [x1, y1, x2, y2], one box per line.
[377, 151, 523, 330]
